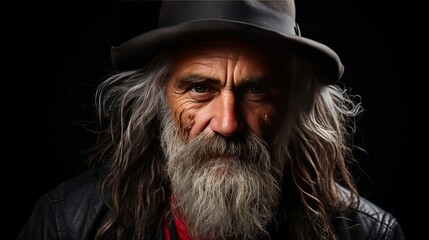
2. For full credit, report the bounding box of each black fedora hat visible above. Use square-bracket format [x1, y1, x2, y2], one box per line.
[111, 0, 344, 84]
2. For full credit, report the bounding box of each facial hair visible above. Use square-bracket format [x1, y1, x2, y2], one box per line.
[160, 113, 285, 240]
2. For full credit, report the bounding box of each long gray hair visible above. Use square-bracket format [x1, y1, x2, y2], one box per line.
[277, 55, 363, 239]
[88, 50, 363, 240]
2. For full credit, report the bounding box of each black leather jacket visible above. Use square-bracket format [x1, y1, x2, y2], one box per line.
[17, 168, 406, 240]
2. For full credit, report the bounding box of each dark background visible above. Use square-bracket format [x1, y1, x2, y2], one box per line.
[12, 0, 424, 239]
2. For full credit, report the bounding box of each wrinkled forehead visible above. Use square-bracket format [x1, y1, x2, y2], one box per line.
[169, 38, 291, 74]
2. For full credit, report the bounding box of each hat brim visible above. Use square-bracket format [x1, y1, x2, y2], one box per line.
[111, 19, 344, 84]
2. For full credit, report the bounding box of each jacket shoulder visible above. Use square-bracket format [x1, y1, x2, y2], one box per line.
[335, 187, 406, 240]
[46, 167, 104, 202]
[18, 167, 109, 240]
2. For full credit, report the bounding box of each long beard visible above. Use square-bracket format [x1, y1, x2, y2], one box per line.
[161, 114, 285, 240]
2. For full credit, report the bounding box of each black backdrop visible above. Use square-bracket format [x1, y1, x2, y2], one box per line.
[13, 0, 424, 239]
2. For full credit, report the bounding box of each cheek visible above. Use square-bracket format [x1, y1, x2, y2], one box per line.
[244, 105, 277, 140]
[171, 100, 195, 134]
[167, 93, 203, 139]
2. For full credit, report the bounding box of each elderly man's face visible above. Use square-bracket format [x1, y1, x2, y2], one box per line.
[166, 39, 286, 141]
[162, 39, 289, 239]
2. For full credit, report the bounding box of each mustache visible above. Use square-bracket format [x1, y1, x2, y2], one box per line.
[177, 131, 271, 166]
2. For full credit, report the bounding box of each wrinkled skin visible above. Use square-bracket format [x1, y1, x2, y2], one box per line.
[166, 39, 288, 142]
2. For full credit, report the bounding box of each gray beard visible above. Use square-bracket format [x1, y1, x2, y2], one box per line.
[160, 114, 284, 240]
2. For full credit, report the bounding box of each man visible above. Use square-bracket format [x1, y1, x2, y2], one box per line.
[18, 1, 406, 239]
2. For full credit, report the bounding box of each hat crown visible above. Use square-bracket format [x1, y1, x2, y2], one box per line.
[111, 0, 343, 84]
[159, 0, 297, 36]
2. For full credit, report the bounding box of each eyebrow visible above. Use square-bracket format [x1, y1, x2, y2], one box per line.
[174, 74, 275, 89]
[174, 74, 221, 89]
[241, 77, 278, 89]
[243, 77, 270, 84]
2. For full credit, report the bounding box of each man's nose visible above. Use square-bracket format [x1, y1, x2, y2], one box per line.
[209, 91, 242, 137]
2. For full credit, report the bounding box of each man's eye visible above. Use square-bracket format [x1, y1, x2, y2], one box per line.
[248, 85, 266, 94]
[191, 85, 207, 93]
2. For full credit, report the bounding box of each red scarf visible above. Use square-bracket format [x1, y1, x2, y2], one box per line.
[164, 198, 191, 240]
[163, 214, 190, 240]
